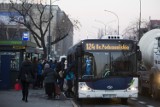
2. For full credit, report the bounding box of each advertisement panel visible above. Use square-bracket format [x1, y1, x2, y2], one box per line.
[0, 12, 23, 25]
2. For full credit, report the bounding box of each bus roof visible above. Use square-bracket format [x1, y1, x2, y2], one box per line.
[101, 35, 123, 39]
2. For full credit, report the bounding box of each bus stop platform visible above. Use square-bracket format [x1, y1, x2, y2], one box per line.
[0, 88, 74, 107]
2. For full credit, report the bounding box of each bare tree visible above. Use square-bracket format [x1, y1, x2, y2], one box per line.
[97, 26, 117, 39]
[106, 26, 117, 35]
[8, 0, 76, 58]
[122, 19, 149, 40]
[0, 20, 8, 40]
[97, 28, 104, 39]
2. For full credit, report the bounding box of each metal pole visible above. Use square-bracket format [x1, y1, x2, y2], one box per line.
[48, 0, 51, 60]
[139, 0, 141, 41]
[104, 10, 119, 35]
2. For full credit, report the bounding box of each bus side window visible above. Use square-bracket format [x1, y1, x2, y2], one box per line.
[77, 57, 82, 78]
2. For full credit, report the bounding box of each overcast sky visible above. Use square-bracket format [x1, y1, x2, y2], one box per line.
[52, 0, 160, 44]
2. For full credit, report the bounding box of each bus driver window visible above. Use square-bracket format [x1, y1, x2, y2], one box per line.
[103, 64, 110, 77]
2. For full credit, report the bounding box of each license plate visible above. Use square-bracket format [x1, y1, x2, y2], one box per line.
[103, 94, 116, 98]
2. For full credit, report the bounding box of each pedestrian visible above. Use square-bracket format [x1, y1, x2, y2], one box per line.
[32, 57, 38, 89]
[43, 63, 58, 99]
[42, 58, 48, 70]
[16, 56, 34, 102]
[51, 59, 58, 71]
[49, 59, 53, 68]
[65, 64, 75, 98]
[37, 59, 43, 88]
[56, 58, 66, 91]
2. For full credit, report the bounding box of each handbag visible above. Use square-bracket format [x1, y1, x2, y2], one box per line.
[14, 82, 22, 91]
[63, 79, 68, 91]
[55, 84, 61, 95]
[59, 70, 64, 78]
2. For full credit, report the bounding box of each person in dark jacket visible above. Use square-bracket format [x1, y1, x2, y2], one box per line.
[16, 57, 34, 102]
[37, 59, 43, 88]
[43, 63, 58, 99]
[65, 64, 75, 98]
[56, 58, 66, 91]
[32, 57, 38, 89]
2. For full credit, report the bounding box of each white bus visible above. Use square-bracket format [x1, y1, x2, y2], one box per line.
[67, 39, 141, 104]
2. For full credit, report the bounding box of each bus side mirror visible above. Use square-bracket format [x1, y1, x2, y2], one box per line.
[137, 50, 142, 61]
[136, 46, 142, 61]
[76, 47, 82, 57]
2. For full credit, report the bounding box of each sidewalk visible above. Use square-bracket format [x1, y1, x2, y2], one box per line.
[0, 88, 74, 107]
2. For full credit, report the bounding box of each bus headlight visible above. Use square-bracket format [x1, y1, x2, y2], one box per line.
[157, 75, 160, 84]
[128, 86, 138, 91]
[130, 87, 137, 91]
[79, 82, 91, 91]
[81, 86, 91, 91]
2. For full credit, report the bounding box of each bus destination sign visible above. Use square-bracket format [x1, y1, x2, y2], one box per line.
[85, 43, 130, 51]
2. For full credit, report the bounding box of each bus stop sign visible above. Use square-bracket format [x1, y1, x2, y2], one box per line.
[22, 32, 29, 41]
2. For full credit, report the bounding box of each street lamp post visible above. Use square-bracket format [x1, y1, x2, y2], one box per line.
[48, 0, 51, 60]
[104, 10, 119, 35]
[48, 0, 59, 60]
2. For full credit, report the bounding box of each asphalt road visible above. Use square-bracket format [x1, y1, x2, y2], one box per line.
[1, 89, 160, 107]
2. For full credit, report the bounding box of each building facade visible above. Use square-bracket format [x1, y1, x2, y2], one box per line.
[0, 3, 73, 58]
[0, 3, 73, 89]
[48, 5, 73, 59]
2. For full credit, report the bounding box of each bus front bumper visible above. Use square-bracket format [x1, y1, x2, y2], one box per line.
[78, 90, 138, 98]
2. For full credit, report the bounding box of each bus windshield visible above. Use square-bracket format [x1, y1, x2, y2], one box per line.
[82, 51, 136, 79]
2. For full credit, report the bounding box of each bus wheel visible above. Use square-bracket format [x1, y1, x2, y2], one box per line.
[139, 81, 147, 96]
[121, 98, 128, 105]
[74, 93, 82, 102]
